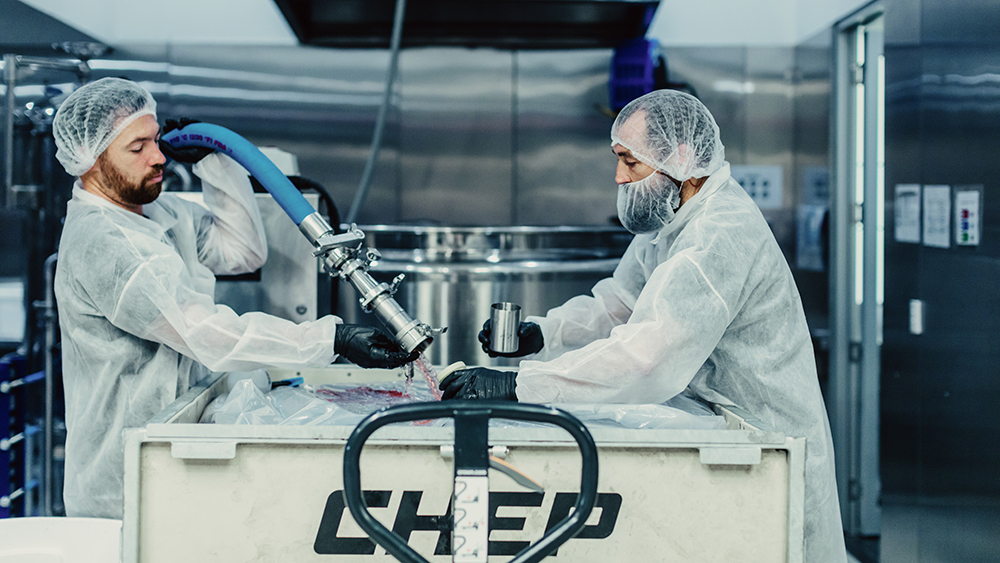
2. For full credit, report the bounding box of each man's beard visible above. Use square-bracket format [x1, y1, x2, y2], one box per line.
[99, 155, 164, 206]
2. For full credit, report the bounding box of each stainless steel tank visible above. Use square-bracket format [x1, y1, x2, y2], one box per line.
[336, 226, 632, 366]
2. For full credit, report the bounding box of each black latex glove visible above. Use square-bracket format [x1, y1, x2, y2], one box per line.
[334, 324, 418, 369]
[158, 118, 214, 164]
[439, 367, 518, 401]
[478, 319, 544, 358]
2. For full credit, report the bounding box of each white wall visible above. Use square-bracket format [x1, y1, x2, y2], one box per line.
[19, 0, 296, 45]
[648, 0, 871, 46]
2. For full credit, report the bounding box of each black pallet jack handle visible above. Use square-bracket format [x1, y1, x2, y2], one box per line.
[342, 401, 599, 563]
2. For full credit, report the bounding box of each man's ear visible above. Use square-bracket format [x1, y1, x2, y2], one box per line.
[81, 153, 107, 184]
[80, 163, 99, 183]
[676, 143, 692, 162]
[674, 143, 694, 176]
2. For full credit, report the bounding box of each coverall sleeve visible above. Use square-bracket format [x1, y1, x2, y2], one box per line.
[516, 243, 747, 405]
[526, 241, 642, 362]
[81, 229, 337, 373]
[189, 153, 269, 276]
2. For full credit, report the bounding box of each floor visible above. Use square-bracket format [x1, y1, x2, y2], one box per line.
[871, 495, 1000, 563]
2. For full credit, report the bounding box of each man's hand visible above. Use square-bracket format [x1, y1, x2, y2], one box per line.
[439, 367, 518, 401]
[334, 324, 418, 369]
[159, 118, 214, 164]
[478, 320, 544, 358]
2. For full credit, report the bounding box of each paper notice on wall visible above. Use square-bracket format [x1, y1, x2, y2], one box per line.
[894, 184, 921, 243]
[922, 185, 951, 248]
[954, 188, 981, 246]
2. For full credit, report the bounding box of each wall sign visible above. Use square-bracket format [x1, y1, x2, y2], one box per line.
[893, 184, 921, 244]
[954, 186, 982, 246]
[922, 185, 951, 249]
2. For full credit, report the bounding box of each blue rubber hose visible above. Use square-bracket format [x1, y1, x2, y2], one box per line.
[160, 123, 316, 225]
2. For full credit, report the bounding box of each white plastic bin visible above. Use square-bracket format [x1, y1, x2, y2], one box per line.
[122, 367, 805, 563]
[0, 517, 121, 563]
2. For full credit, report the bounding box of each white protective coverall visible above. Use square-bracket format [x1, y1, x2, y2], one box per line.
[55, 153, 340, 519]
[515, 91, 847, 563]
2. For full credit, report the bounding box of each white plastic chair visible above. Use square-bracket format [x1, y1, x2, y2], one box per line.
[0, 517, 121, 563]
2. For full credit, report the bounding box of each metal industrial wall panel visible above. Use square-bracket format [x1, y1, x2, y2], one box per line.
[793, 36, 835, 164]
[881, 41, 924, 496]
[659, 47, 750, 164]
[791, 36, 833, 334]
[746, 47, 798, 261]
[515, 49, 618, 226]
[660, 47, 806, 260]
[881, 0, 1000, 499]
[105, 44, 401, 225]
[745, 47, 796, 169]
[397, 48, 513, 225]
[919, 0, 1000, 44]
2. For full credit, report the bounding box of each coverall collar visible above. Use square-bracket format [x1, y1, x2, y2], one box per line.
[650, 162, 732, 244]
[71, 181, 178, 232]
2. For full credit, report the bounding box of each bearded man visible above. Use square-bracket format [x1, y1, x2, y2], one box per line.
[441, 90, 848, 563]
[52, 77, 414, 519]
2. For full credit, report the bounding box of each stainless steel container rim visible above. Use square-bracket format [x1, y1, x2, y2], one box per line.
[345, 224, 633, 262]
[372, 259, 623, 273]
[346, 224, 630, 235]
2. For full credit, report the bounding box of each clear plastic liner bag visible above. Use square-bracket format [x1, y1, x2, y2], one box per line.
[227, 368, 271, 393]
[487, 391, 725, 430]
[202, 378, 445, 427]
[204, 377, 724, 431]
[202, 379, 284, 424]
[556, 397, 725, 431]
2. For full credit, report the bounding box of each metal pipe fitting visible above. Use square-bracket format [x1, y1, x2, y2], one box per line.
[297, 211, 336, 245]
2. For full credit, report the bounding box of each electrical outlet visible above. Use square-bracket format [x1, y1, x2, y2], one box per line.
[731, 165, 784, 209]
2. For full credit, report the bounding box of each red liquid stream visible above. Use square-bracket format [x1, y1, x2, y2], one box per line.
[413, 354, 442, 401]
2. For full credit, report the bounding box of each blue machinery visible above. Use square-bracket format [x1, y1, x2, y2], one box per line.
[1, 355, 42, 518]
[161, 123, 442, 354]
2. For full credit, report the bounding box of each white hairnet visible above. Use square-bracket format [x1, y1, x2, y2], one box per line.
[611, 90, 726, 182]
[53, 77, 157, 176]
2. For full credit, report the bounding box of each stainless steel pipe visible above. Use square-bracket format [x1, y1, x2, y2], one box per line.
[298, 212, 436, 354]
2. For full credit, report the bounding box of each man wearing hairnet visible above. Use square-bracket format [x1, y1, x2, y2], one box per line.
[440, 90, 848, 562]
[52, 77, 416, 519]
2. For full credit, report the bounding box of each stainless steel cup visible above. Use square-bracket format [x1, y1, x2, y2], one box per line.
[489, 302, 521, 354]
